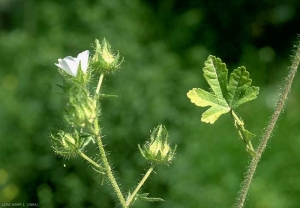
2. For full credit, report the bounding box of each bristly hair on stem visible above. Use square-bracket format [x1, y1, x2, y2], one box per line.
[233, 36, 300, 208]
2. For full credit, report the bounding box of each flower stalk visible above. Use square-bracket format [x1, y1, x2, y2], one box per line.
[125, 164, 155, 207]
[95, 73, 105, 96]
[77, 150, 105, 172]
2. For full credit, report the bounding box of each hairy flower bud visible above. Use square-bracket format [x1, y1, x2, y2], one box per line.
[65, 85, 98, 127]
[51, 130, 84, 158]
[139, 125, 176, 165]
[91, 38, 123, 74]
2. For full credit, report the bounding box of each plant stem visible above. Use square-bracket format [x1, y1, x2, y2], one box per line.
[93, 73, 126, 207]
[233, 39, 300, 208]
[230, 110, 255, 156]
[96, 135, 126, 207]
[93, 72, 104, 136]
[77, 150, 105, 172]
[125, 164, 156, 207]
[95, 73, 104, 96]
[231, 111, 244, 125]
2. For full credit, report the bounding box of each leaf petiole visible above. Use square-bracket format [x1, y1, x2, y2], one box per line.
[230, 111, 256, 156]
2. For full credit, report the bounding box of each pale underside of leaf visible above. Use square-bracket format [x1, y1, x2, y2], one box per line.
[201, 105, 231, 124]
[187, 88, 230, 124]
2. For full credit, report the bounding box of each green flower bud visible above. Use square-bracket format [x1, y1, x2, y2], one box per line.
[65, 85, 98, 127]
[51, 130, 84, 158]
[138, 125, 176, 165]
[91, 38, 123, 74]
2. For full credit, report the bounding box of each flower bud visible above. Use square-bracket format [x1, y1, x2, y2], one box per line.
[91, 38, 123, 74]
[65, 85, 98, 127]
[138, 125, 176, 165]
[51, 130, 84, 158]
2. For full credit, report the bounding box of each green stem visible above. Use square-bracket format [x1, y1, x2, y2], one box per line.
[233, 38, 300, 208]
[230, 111, 255, 156]
[231, 110, 244, 125]
[77, 150, 105, 172]
[96, 135, 126, 207]
[92, 73, 105, 135]
[95, 73, 104, 96]
[125, 164, 155, 207]
[92, 73, 126, 207]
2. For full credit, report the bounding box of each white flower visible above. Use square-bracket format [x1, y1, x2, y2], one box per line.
[55, 50, 90, 77]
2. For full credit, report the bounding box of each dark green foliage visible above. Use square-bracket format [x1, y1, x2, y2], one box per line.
[1, 0, 300, 207]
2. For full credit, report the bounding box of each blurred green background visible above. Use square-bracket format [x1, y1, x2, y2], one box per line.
[1, 0, 300, 207]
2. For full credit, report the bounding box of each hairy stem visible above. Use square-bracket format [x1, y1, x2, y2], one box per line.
[233, 39, 300, 208]
[231, 110, 244, 126]
[230, 110, 255, 156]
[93, 73, 126, 207]
[95, 73, 104, 96]
[96, 135, 126, 207]
[125, 164, 156, 207]
[77, 150, 105, 172]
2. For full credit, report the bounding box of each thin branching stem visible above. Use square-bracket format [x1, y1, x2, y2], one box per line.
[125, 164, 156, 207]
[233, 39, 300, 208]
[95, 73, 104, 96]
[93, 73, 126, 207]
[77, 150, 105, 172]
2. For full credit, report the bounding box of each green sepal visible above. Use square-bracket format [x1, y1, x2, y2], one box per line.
[135, 193, 164, 202]
[50, 129, 84, 159]
[90, 38, 123, 74]
[99, 94, 118, 98]
[126, 192, 164, 207]
[139, 125, 176, 165]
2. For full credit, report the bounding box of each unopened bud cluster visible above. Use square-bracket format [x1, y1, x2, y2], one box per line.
[51, 38, 177, 207]
[139, 125, 176, 165]
[52, 38, 122, 157]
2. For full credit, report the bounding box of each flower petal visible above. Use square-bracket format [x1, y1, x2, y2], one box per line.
[77, 50, 90, 74]
[55, 56, 79, 77]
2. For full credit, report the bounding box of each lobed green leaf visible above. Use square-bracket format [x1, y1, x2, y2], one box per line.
[203, 55, 228, 99]
[187, 55, 259, 124]
[227, 66, 259, 109]
[187, 88, 230, 123]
